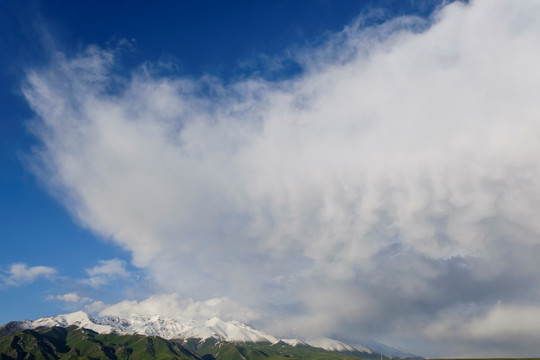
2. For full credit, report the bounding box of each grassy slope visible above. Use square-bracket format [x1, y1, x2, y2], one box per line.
[0, 326, 200, 360]
[6, 328, 536, 360]
[0, 326, 387, 360]
[181, 337, 375, 360]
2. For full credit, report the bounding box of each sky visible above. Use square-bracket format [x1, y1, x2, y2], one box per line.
[2, 0, 540, 357]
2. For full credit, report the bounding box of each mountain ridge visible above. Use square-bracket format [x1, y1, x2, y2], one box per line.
[0, 311, 421, 359]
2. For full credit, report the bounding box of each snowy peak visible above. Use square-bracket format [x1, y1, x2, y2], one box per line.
[281, 338, 308, 347]
[23, 311, 279, 344]
[22, 312, 357, 350]
[13, 311, 418, 358]
[200, 317, 279, 343]
[283, 337, 376, 354]
[306, 338, 360, 352]
[24, 311, 116, 335]
[101, 313, 191, 339]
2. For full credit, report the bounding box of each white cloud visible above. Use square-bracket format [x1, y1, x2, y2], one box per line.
[86, 258, 129, 278]
[85, 300, 106, 313]
[1, 263, 56, 286]
[96, 294, 258, 323]
[84, 258, 130, 287]
[422, 303, 540, 357]
[22, 0, 540, 356]
[46, 292, 93, 303]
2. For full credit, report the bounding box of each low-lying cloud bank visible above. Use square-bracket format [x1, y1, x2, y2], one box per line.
[23, 0, 540, 356]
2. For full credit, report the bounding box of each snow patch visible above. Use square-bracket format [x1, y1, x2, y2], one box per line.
[281, 338, 308, 347]
[307, 338, 356, 352]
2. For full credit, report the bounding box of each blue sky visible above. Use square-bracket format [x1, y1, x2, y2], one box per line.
[0, 0, 442, 320]
[3, 0, 540, 357]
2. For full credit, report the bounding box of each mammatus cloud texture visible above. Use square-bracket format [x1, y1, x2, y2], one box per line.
[23, 0, 540, 356]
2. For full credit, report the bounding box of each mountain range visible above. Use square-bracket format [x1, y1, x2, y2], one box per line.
[0, 311, 420, 360]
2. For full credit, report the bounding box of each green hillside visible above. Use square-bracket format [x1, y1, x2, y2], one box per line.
[0, 326, 200, 360]
[0, 326, 372, 360]
[181, 337, 372, 360]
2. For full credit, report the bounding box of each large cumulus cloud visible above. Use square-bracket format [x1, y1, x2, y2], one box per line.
[23, 0, 540, 356]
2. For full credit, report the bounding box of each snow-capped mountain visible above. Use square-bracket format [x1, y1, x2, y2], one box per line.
[2, 311, 419, 358]
[280, 338, 308, 347]
[17, 311, 278, 344]
[305, 338, 360, 352]
[357, 339, 421, 359]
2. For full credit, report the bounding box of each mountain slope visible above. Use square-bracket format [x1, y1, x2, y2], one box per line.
[184, 340, 371, 360]
[0, 327, 384, 360]
[0, 326, 200, 360]
[0, 312, 421, 359]
[10, 311, 279, 344]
